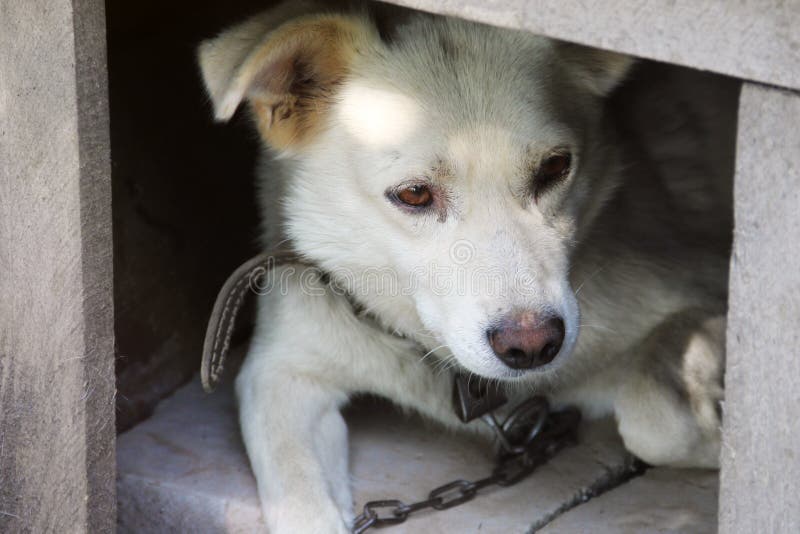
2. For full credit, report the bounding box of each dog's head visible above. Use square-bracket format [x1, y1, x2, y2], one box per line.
[199, 7, 633, 381]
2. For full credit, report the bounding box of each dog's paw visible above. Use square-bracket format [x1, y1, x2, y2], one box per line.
[265, 498, 351, 534]
[680, 315, 726, 435]
[615, 313, 725, 468]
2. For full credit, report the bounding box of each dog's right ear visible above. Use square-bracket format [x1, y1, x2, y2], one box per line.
[555, 42, 635, 97]
[198, 6, 380, 152]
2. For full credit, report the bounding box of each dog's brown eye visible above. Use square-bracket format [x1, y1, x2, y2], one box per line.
[534, 153, 572, 199]
[396, 185, 433, 207]
[541, 154, 571, 177]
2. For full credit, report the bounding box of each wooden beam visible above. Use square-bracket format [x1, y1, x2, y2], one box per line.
[0, 0, 115, 531]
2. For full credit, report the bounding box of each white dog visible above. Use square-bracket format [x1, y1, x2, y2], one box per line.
[198, 2, 736, 532]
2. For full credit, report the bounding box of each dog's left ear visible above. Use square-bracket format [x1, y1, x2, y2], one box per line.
[555, 42, 635, 97]
[198, 10, 380, 151]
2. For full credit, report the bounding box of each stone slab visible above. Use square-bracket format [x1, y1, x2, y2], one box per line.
[385, 0, 800, 91]
[718, 83, 800, 534]
[117, 378, 635, 533]
[538, 469, 718, 533]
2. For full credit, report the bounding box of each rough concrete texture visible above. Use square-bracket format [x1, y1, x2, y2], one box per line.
[386, 0, 800, 92]
[539, 469, 718, 533]
[117, 378, 717, 533]
[719, 83, 800, 534]
[0, 0, 115, 532]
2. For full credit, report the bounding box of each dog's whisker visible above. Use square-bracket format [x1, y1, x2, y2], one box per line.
[579, 323, 620, 335]
[574, 264, 607, 297]
[401, 328, 438, 340]
[432, 354, 457, 377]
[419, 344, 449, 365]
[431, 358, 447, 376]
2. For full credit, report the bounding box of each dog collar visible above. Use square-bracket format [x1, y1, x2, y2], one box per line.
[200, 250, 311, 392]
[200, 251, 545, 427]
[200, 251, 511, 418]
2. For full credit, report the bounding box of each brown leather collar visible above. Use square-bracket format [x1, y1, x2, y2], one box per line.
[201, 250, 311, 392]
[200, 248, 398, 393]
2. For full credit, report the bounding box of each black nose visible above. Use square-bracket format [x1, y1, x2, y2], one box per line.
[487, 312, 565, 370]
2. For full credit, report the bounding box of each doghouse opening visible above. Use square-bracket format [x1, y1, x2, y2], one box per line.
[109, 0, 263, 432]
[109, 1, 736, 531]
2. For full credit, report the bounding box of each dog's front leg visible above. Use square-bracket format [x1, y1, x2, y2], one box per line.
[233, 264, 434, 533]
[235, 263, 468, 531]
[235, 267, 363, 534]
[613, 310, 726, 468]
[237, 357, 351, 534]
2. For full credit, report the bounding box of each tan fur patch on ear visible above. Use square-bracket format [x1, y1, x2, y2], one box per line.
[242, 16, 378, 151]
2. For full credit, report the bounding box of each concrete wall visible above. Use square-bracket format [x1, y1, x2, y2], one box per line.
[719, 83, 800, 533]
[0, 0, 115, 531]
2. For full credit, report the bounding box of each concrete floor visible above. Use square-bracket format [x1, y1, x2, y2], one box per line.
[117, 378, 718, 533]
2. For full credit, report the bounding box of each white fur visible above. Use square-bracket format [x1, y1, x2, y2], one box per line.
[338, 83, 423, 148]
[199, 4, 735, 532]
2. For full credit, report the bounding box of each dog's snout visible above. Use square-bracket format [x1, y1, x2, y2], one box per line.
[487, 312, 565, 370]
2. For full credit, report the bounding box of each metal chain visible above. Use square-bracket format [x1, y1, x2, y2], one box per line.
[352, 400, 581, 533]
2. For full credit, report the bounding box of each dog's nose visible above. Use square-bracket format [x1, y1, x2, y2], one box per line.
[487, 312, 565, 370]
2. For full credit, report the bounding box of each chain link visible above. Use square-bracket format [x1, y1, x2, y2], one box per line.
[353, 401, 581, 533]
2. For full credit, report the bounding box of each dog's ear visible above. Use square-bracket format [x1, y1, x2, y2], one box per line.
[198, 8, 379, 151]
[555, 42, 635, 97]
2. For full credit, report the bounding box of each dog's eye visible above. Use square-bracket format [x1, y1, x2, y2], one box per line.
[534, 152, 572, 199]
[396, 184, 433, 208]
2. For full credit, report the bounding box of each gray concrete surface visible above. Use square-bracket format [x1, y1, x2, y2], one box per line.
[0, 0, 115, 531]
[387, 0, 800, 91]
[719, 83, 800, 534]
[539, 469, 718, 533]
[116, 378, 717, 533]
